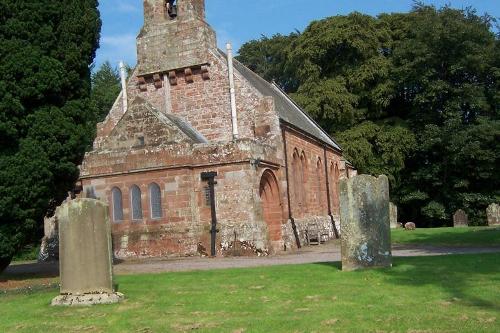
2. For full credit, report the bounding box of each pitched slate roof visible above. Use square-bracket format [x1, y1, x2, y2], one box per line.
[223, 51, 342, 151]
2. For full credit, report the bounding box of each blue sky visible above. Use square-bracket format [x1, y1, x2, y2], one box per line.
[96, 0, 500, 69]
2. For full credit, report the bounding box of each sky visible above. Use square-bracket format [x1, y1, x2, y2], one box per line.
[96, 0, 500, 69]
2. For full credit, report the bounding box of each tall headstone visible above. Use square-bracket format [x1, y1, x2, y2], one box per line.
[339, 175, 392, 271]
[453, 209, 468, 228]
[486, 203, 500, 226]
[52, 198, 123, 306]
[389, 202, 398, 229]
[39, 215, 59, 262]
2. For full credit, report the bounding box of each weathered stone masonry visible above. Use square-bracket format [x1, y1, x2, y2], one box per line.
[79, 0, 356, 259]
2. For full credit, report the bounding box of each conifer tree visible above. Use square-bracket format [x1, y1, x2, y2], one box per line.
[0, 0, 101, 271]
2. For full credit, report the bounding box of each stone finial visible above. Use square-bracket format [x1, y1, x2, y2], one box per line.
[339, 175, 392, 271]
[52, 198, 123, 306]
[453, 209, 468, 228]
[486, 203, 499, 226]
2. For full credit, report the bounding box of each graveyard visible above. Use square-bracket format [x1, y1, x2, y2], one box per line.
[1, 252, 499, 332]
[0, 1, 499, 332]
[2, 225, 500, 332]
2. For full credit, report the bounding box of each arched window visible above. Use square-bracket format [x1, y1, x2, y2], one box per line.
[316, 158, 324, 212]
[130, 185, 143, 220]
[300, 151, 308, 213]
[149, 183, 162, 219]
[111, 187, 124, 222]
[291, 149, 303, 212]
[333, 163, 340, 214]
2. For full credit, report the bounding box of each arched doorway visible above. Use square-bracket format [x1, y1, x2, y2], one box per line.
[259, 170, 283, 242]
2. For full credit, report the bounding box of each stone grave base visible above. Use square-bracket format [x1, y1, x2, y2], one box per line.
[51, 292, 124, 306]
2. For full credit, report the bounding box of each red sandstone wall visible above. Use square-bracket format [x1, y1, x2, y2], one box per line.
[81, 161, 276, 258]
[282, 128, 343, 219]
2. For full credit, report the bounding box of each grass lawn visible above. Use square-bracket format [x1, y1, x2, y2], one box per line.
[392, 227, 500, 247]
[1, 253, 499, 333]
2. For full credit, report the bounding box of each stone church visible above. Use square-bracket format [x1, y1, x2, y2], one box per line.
[79, 0, 357, 258]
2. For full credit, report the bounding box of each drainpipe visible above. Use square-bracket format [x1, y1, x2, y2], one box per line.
[282, 127, 301, 249]
[324, 147, 340, 239]
[226, 43, 239, 140]
[119, 61, 128, 114]
[201, 172, 219, 257]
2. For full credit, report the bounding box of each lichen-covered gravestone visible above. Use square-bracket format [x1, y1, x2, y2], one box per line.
[486, 204, 499, 226]
[339, 175, 392, 271]
[39, 215, 59, 262]
[389, 202, 398, 229]
[52, 198, 123, 306]
[453, 209, 468, 228]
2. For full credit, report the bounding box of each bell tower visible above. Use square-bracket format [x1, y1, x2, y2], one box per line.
[137, 0, 216, 77]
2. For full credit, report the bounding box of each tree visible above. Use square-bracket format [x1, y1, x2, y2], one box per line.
[237, 33, 299, 92]
[391, 5, 499, 226]
[91, 61, 121, 122]
[237, 5, 499, 227]
[287, 13, 394, 133]
[0, 0, 101, 271]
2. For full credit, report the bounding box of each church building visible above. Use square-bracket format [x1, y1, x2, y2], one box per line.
[80, 0, 357, 258]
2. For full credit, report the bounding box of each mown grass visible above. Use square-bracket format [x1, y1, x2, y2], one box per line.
[392, 227, 500, 247]
[1, 253, 499, 333]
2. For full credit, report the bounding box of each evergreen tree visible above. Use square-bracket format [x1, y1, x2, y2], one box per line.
[91, 61, 121, 122]
[237, 5, 499, 227]
[0, 0, 101, 271]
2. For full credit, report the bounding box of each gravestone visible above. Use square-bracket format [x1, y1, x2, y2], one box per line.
[404, 222, 416, 230]
[39, 215, 59, 262]
[52, 198, 123, 306]
[339, 175, 392, 271]
[486, 203, 499, 226]
[389, 202, 398, 229]
[453, 209, 468, 228]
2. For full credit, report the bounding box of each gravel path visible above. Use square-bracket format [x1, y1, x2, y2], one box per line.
[4, 243, 500, 278]
[114, 243, 500, 274]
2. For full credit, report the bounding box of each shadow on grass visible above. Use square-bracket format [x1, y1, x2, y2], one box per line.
[316, 253, 500, 311]
[0, 261, 59, 282]
[393, 227, 500, 247]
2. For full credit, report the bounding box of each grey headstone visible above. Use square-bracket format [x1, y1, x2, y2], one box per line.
[389, 202, 398, 229]
[486, 203, 499, 226]
[453, 209, 468, 228]
[404, 222, 416, 230]
[339, 175, 392, 271]
[52, 198, 122, 306]
[39, 215, 59, 262]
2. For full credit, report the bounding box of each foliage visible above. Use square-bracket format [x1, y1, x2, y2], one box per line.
[90, 61, 121, 122]
[0, 0, 101, 269]
[237, 5, 499, 227]
[337, 121, 416, 186]
[237, 33, 299, 92]
[1, 254, 500, 332]
[12, 244, 40, 262]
